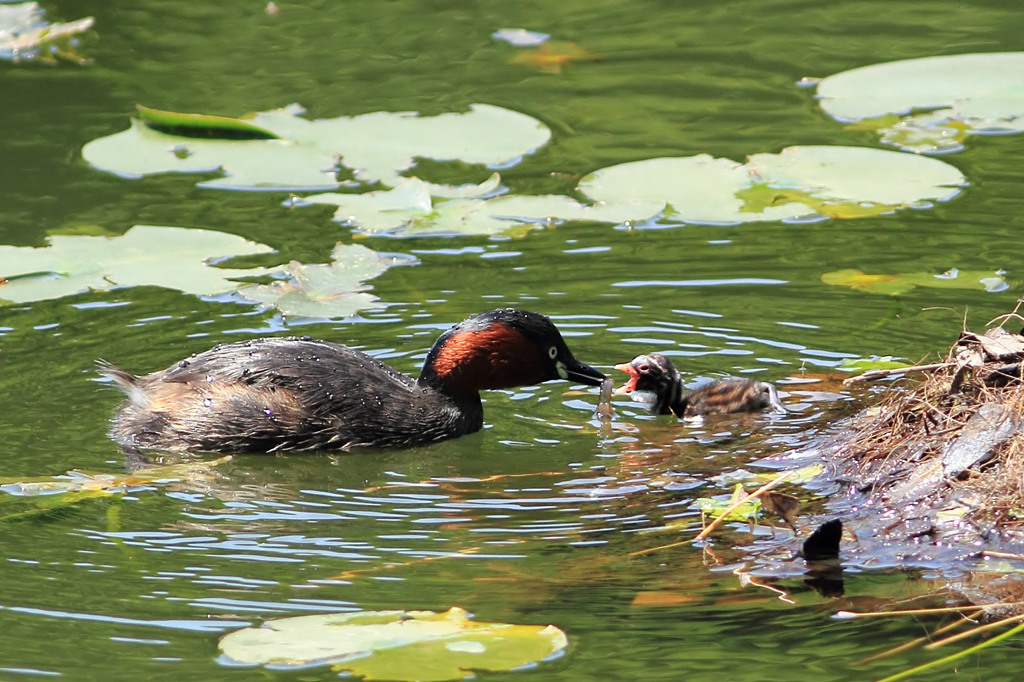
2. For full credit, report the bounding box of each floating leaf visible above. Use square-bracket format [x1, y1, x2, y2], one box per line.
[821, 267, 1008, 295]
[695, 483, 761, 522]
[236, 243, 412, 319]
[752, 464, 824, 485]
[579, 146, 965, 225]
[217, 607, 568, 681]
[0, 2, 93, 63]
[303, 177, 664, 237]
[137, 105, 280, 140]
[839, 356, 911, 373]
[0, 225, 277, 304]
[84, 103, 551, 191]
[814, 52, 1024, 153]
[820, 268, 911, 295]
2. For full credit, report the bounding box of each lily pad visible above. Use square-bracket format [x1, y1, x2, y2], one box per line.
[217, 606, 568, 681]
[83, 103, 551, 191]
[0, 2, 94, 63]
[821, 267, 1008, 295]
[578, 146, 965, 225]
[303, 177, 664, 237]
[0, 225, 277, 304]
[814, 52, 1024, 153]
[840, 356, 911, 373]
[695, 483, 761, 522]
[236, 243, 411, 319]
[0, 458, 232, 522]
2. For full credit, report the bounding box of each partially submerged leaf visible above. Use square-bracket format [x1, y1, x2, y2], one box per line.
[0, 2, 94, 64]
[0, 225, 277, 303]
[814, 52, 1024, 153]
[821, 267, 1008, 295]
[0, 457, 233, 521]
[579, 146, 965, 225]
[0, 457, 233, 497]
[820, 269, 912, 295]
[236, 243, 411, 319]
[84, 103, 551, 191]
[508, 41, 598, 73]
[217, 607, 568, 681]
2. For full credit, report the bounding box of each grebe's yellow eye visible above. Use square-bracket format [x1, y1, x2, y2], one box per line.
[548, 346, 558, 359]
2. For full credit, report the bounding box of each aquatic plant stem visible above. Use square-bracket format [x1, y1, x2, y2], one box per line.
[874, 620, 1024, 682]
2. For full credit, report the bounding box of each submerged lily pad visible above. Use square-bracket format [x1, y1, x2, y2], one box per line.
[217, 607, 568, 681]
[303, 177, 664, 237]
[508, 41, 598, 73]
[0, 458, 232, 521]
[83, 103, 551, 191]
[0, 457, 232, 498]
[814, 52, 1024, 153]
[0, 225, 277, 303]
[579, 146, 966, 225]
[0, 2, 94, 63]
[236, 243, 411, 319]
[821, 267, 1009, 295]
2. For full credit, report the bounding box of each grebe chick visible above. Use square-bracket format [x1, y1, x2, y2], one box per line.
[100, 308, 606, 453]
[614, 352, 786, 417]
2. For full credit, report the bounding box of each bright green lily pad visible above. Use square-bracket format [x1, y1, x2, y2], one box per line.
[695, 484, 761, 522]
[814, 52, 1024, 153]
[0, 2, 94, 63]
[303, 177, 664, 236]
[217, 606, 568, 681]
[236, 243, 409, 319]
[83, 103, 551, 191]
[578, 146, 965, 225]
[0, 225, 277, 303]
[821, 267, 1008, 295]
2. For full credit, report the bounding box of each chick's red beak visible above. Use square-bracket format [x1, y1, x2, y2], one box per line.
[614, 362, 639, 394]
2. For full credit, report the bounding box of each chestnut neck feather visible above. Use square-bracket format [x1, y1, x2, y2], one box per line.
[420, 326, 541, 396]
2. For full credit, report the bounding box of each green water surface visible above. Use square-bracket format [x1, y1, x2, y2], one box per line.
[1, 0, 1023, 679]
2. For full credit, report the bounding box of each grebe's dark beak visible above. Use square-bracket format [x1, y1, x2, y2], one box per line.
[558, 358, 606, 387]
[613, 362, 639, 394]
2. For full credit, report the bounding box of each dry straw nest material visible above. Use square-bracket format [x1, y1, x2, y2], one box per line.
[837, 314, 1024, 538]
